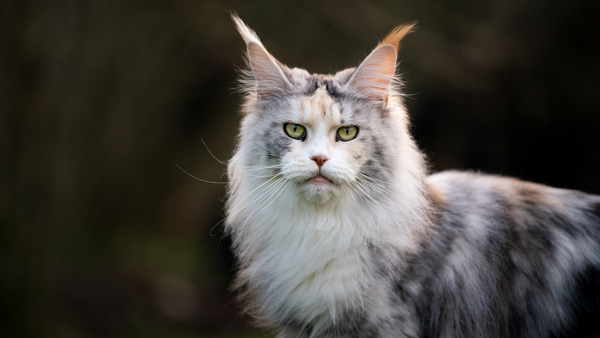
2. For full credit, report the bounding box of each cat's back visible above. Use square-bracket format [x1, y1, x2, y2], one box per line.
[427, 170, 600, 231]
[413, 171, 600, 337]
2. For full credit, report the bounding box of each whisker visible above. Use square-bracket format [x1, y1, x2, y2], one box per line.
[232, 175, 288, 212]
[355, 176, 391, 199]
[238, 177, 292, 230]
[356, 173, 479, 217]
[213, 179, 285, 241]
[355, 176, 397, 210]
[238, 164, 285, 170]
[210, 175, 283, 236]
[174, 160, 280, 185]
[358, 172, 396, 185]
[348, 184, 383, 217]
[173, 160, 230, 184]
[201, 137, 230, 166]
[347, 180, 388, 216]
[245, 178, 293, 225]
[357, 175, 397, 197]
[201, 137, 285, 177]
[231, 162, 285, 178]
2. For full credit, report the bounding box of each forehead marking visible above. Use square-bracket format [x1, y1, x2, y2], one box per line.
[302, 88, 341, 124]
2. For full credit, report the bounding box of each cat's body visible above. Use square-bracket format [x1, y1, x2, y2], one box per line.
[409, 172, 600, 338]
[225, 15, 600, 338]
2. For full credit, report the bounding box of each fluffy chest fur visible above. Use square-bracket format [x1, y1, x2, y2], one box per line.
[246, 199, 373, 324]
[227, 161, 427, 331]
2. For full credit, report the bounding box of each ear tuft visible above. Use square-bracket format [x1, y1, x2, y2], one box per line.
[346, 22, 416, 104]
[378, 22, 417, 52]
[231, 13, 291, 100]
[232, 13, 262, 46]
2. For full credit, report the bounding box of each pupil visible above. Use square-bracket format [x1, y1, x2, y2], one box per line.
[293, 125, 297, 132]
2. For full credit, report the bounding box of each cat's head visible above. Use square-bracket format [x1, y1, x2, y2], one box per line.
[231, 14, 418, 204]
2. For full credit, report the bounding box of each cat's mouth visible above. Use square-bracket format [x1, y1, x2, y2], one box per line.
[308, 174, 332, 184]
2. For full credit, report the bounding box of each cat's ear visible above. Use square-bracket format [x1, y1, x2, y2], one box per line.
[232, 14, 292, 100]
[346, 23, 416, 104]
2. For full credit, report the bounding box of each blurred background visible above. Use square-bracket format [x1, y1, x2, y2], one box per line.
[1, 0, 599, 337]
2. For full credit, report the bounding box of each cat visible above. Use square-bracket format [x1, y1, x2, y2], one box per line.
[224, 14, 600, 338]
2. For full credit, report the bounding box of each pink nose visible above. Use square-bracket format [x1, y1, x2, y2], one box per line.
[311, 155, 328, 168]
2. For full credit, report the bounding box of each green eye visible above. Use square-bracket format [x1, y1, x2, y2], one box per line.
[337, 126, 358, 141]
[284, 123, 306, 140]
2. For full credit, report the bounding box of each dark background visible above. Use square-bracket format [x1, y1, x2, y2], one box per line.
[2, 1, 599, 337]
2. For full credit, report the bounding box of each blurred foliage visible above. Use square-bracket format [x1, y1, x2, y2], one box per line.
[1, 0, 599, 337]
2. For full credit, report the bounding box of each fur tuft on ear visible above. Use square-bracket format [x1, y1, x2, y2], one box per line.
[346, 23, 416, 104]
[232, 13, 262, 46]
[378, 22, 417, 51]
[232, 13, 291, 100]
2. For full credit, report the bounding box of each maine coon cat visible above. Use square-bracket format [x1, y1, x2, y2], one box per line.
[224, 14, 600, 338]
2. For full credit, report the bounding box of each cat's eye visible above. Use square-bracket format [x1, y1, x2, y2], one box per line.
[336, 126, 359, 141]
[284, 123, 306, 140]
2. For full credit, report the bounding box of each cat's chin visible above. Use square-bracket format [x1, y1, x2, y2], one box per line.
[299, 178, 338, 204]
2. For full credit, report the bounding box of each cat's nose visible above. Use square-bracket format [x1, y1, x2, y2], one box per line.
[311, 155, 328, 168]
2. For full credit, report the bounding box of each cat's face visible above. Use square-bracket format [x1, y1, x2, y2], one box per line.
[246, 71, 402, 204]
[281, 90, 360, 203]
[259, 81, 376, 203]
[233, 15, 415, 204]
